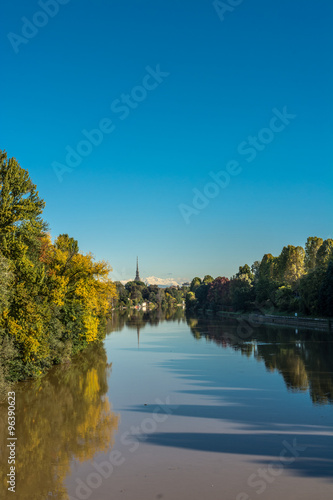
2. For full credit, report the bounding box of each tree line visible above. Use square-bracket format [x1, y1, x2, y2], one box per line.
[114, 280, 187, 309]
[186, 237, 333, 317]
[0, 151, 117, 397]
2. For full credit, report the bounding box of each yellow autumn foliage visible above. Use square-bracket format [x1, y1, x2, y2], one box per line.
[1, 230, 118, 375]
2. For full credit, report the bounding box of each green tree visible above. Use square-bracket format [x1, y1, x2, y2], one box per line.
[147, 284, 159, 303]
[305, 236, 323, 272]
[318, 261, 333, 316]
[0, 252, 13, 314]
[190, 277, 202, 292]
[236, 264, 254, 282]
[115, 282, 129, 306]
[0, 151, 47, 257]
[251, 260, 261, 280]
[195, 283, 209, 308]
[316, 239, 333, 269]
[299, 269, 325, 315]
[275, 286, 299, 313]
[203, 275, 214, 285]
[256, 254, 280, 303]
[185, 291, 197, 310]
[230, 279, 254, 311]
[125, 281, 146, 304]
[0, 154, 51, 375]
[277, 245, 305, 286]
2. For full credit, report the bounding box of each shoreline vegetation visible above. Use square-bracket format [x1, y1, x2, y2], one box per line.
[0, 151, 332, 399]
[0, 151, 118, 399]
[185, 237, 333, 324]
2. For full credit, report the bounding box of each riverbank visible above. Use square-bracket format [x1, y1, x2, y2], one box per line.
[213, 310, 332, 332]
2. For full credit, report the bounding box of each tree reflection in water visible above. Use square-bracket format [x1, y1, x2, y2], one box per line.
[106, 306, 186, 334]
[108, 308, 333, 405]
[2, 308, 330, 498]
[186, 315, 333, 405]
[0, 342, 119, 500]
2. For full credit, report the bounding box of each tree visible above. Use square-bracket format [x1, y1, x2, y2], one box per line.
[236, 264, 254, 282]
[207, 277, 230, 309]
[0, 150, 47, 257]
[125, 281, 146, 304]
[318, 261, 333, 316]
[230, 279, 254, 311]
[275, 286, 299, 313]
[164, 286, 183, 303]
[299, 269, 325, 315]
[255, 254, 280, 303]
[185, 291, 197, 310]
[190, 277, 202, 292]
[194, 283, 212, 309]
[258, 254, 278, 280]
[163, 292, 177, 307]
[131, 288, 143, 305]
[251, 260, 261, 280]
[115, 282, 129, 306]
[147, 284, 159, 303]
[277, 245, 305, 286]
[305, 237, 323, 272]
[0, 151, 118, 387]
[316, 239, 333, 269]
[0, 152, 52, 375]
[203, 275, 214, 285]
[0, 252, 13, 314]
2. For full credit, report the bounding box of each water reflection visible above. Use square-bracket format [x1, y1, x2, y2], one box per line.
[106, 307, 186, 334]
[0, 343, 119, 500]
[1, 309, 332, 498]
[120, 311, 333, 480]
[186, 314, 333, 405]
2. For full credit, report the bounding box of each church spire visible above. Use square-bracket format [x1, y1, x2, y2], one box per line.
[135, 256, 141, 282]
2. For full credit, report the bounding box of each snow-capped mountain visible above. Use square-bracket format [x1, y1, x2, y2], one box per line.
[144, 276, 181, 287]
[119, 276, 183, 287]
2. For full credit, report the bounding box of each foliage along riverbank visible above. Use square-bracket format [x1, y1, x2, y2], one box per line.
[186, 236, 333, 318]
[114, 280, 187, 309]
[0, 151, 117, 399]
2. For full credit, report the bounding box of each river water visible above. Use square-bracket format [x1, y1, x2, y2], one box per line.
[0, 309, 332, 500]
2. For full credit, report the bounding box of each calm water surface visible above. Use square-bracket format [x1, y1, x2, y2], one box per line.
[1, 309, 332, 500]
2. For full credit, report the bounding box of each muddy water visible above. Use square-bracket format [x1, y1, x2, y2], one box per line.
[1, 309, 332, 500]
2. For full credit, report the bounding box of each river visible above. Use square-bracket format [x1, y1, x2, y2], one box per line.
[0, 309, 332, 500]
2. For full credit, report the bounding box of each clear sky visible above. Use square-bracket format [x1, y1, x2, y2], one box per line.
[1, 0, 332, 283]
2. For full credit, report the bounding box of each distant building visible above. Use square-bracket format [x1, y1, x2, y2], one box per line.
[134, 257, 141, 282]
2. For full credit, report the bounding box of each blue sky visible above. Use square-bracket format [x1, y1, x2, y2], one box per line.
[1, 0, 332, 283]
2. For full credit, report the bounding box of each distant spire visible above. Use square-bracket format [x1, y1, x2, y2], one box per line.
[135, 256, 141, 281]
